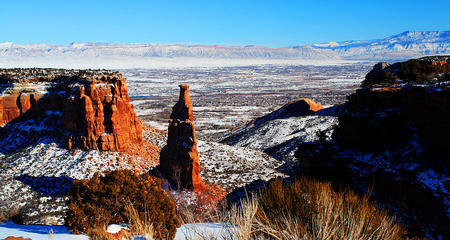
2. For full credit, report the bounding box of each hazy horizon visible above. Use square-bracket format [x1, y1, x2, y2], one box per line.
[0, 30, 447, 48]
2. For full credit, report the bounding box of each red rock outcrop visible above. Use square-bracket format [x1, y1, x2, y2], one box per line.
[159, 84, 204, 191]
[0, 69, 142, 151]
[0, 237, 32, 240]
[251, 98, 323, 126]
[63, 77, 143, 151]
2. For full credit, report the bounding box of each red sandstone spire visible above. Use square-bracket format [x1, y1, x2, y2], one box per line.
[171, 84, 193, 121]
[159, 84, 204, 191]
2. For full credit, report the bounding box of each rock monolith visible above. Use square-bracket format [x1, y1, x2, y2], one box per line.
[159, 84, 204, 190]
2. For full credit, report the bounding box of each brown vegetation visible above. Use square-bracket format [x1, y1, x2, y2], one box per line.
[174, 183, 227, 223]
[66, 170, 180, 239]
[179, 177, 409, 240]
[0, 237, 32, 240]
[256, 177, 407, 240]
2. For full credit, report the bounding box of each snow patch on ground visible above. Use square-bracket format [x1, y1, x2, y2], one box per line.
[175, 223, 235, 240]
[0, 221, 88, 240]
[106, 224, 129, 234]
[0, 221, 236, 240]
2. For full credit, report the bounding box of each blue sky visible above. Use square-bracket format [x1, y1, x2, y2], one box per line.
[1, 0, 449, 46]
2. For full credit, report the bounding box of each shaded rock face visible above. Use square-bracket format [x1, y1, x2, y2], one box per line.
[160, 84, 204, 191]
[330, 88, 450, 238]
[336, 57, 450, 154]
[0, 69, 142, 151]
[296, 58, 450, 238]
[334, 86, 450, 154]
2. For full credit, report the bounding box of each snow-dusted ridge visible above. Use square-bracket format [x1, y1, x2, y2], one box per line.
[309, 31, 450, 60]
[0, 31, 448, 69]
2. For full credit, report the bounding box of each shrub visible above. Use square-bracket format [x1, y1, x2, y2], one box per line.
[66, 170, 180, 239]
[256, 177, 407, 240]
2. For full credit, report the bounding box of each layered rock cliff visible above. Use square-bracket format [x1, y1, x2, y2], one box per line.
[159, 84, 204, 191]
[0, 68, 142, 152]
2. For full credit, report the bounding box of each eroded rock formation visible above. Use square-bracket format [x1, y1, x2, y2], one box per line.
[159, 84, 204, 191]
[0, 69, 142, 151]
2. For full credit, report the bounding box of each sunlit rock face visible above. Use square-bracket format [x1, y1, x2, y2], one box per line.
[0, 68, 143, 151]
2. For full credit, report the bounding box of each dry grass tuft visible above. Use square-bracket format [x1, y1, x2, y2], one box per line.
[125, 201, 154, 240]
[257, 177, 405, 240]
[88, 202, 155, 240]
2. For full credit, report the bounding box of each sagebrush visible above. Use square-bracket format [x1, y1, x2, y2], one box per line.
[66, 170, 180, 239]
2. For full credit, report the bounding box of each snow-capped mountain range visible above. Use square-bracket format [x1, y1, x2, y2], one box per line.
[0, 31, 448, 62]
[310, 31, 449, 60]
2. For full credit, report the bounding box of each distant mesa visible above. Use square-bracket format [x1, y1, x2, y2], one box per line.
[159, 84, 204, 191]
[0, 68, 143, 152]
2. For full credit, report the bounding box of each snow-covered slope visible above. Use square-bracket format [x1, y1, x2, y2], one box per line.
[0, 123, 286, 224]
[221, 114, 338, 162]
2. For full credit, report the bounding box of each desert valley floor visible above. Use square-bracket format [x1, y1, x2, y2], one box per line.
[125, 62, 373, 139]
